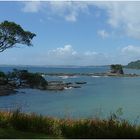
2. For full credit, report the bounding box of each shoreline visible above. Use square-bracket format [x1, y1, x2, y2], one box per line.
[0, 71, 140, 96]
[42, 72, 140, 77]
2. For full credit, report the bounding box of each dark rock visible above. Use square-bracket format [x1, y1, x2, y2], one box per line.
[75, 82, 87, 84]
[46, 85, 64, 90]
[48, 81, 63, 85]
[0, 78, 7, 85]
[65, 82, 72, 85]
[0, 84, 16, 96]
[71, 85, 81, 88]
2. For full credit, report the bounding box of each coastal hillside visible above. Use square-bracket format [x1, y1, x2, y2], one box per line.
[125, 60, 140, 69]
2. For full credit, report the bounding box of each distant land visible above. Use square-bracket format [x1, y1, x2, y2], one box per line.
[125, 60, 140, 69]
[1, 62, 140, 70]
[0, 64, 109, 68]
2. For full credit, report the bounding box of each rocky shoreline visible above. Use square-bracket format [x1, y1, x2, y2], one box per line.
[42, 72, 140, 77]
[46, 81, 86, 90]
[0, 80, 87, 96]
[0, 70, 140, 96]
[0, 84, 17, 96]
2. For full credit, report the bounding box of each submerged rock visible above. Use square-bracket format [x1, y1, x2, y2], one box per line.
[75, 82, 87, 84]
[46, 81, 83, 91]
[70, 85, 81, 88]
[46, 85, 64, 90]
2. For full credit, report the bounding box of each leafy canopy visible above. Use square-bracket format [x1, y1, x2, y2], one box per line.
[110, 64, 123, 71]
[110, 64, 124, 74]
[0, 20, 36, 52]
[7, 69, 48, 88]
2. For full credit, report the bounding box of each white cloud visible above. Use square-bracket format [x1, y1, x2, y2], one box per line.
[84, 51, 98, 56]
[97, 30, 109, 39]
[121, 45, 140, 56]
[46, 44, 110, 65]
[94, 2, 140, 39]
[21, 1, 90, 22]
[46, 44, 80, 65]
[21, 1, 140, 39]
[21, 1, 43, 13]
[118, 45, 140, 64]
[21, 2, 140, 38]
[48, 1, 90, 22]
[65, 14, 77, 22]
[48, 44, 77, 57]
[1, 43, 138, 66]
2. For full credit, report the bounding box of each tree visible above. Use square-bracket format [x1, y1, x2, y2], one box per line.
[0, 71, 7, 85]
[0, 20, 36, 52]
[110, 64, 124, 74]
[7, 69, 48, 89]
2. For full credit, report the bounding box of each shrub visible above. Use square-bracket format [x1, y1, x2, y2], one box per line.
[10, 110, 61, 136]
[1, 110, 140, 138]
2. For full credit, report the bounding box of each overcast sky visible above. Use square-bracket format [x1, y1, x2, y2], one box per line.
[0, 1, 140, 66]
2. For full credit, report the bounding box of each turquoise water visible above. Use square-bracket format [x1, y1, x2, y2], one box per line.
[0, 66, 140, 123]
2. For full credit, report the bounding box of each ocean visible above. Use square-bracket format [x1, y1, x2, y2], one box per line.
[0, 66, 140, 123]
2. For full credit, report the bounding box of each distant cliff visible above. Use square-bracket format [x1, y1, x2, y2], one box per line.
[125, 60, 140, 69]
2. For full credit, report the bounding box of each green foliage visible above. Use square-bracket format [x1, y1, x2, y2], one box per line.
[1, 110, 140, 138]
[0, 71, 6, 78]
[0, 71, 8, 85]
[19, 71, 47, 88]
[111, 64, 122, 70]
[10, 110, 61, 136]
[110, 64, 124, 74]
[0, 112, 10, 128]
[7, 69, 48, 89]
[126, 60, 140, 69]
[0, 20, 36, 52]
[0, 128, 57, 139]
[7, 69, 20, 81]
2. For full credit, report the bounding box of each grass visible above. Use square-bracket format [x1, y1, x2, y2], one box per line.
[1, 109, 140, 138]
[0, 127, 59, 139]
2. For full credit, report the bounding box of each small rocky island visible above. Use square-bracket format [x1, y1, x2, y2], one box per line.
[110, 64, 124, 74]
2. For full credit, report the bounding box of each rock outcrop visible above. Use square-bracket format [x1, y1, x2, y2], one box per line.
[0, 84, 16, 96]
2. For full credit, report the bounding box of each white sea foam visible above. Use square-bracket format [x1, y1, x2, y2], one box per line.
[92, 75, 109, 78]
[64, 87, 73, 90]
[58, 76, 69, 79]
[41, 74, 45, 77]
[92, 76, 101, 78]
[58, 75, 77, 79]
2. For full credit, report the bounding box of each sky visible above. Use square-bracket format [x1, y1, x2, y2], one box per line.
[0, 1, 140, 66]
